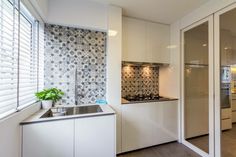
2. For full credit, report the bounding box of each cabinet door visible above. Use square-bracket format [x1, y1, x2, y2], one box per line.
[121, 103, 154, 152]
[75, 115, 116, 157]
[121, 102, 178, 152]
[151, 101, 178, 145]
[147, 22, 170, 63]
[122, 17, 147, 62]
[23, 120, 74, 157]
[232, 100, 236, 111]
[221, 108, 232, 130]
[232, 111, 236, 123]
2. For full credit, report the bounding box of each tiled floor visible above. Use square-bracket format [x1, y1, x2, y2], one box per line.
[117, 142, 200, 157]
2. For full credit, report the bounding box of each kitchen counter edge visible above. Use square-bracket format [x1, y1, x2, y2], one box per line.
[20, 104, 116, 125]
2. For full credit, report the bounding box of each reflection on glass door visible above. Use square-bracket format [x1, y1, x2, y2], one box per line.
[219, 7, 236, 157]
[183, 20, 212, 155]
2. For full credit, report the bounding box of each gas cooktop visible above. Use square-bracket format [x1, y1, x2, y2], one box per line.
[123, 94, 163, 102]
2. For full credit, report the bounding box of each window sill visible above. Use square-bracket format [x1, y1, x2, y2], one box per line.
[0, 102, 41, 122]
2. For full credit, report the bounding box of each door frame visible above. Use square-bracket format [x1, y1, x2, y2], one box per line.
[180, 15, 215, 157]
[214, 3, 236, 157]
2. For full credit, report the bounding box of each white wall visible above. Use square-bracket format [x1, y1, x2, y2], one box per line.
[159, 21, 181, 142]
[0, 104, 40, 157]
[47, 0, 108, 31]
[107, 6, 122, 154]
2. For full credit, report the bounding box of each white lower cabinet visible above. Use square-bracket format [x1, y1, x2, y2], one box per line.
[221, 108, 232, 130]
[232, 111, 236, 123]
[22, 115, 116, 157]
[121, 103, 153, 151]
[74, 115, 116, 157]
[232, 98, 236, 123]
[22, 120, 74, 157]
[121, 101, 178, 152]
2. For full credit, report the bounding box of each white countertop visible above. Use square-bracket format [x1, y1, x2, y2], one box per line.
[21, 104, 116, 125]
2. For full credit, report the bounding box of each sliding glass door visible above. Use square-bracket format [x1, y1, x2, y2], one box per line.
[181, 16, 214, 157]
[181, 3, 236, 157]
[215, 3, 236, 157]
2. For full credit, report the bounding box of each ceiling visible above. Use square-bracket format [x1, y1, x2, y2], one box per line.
[89, 0, 209, 24]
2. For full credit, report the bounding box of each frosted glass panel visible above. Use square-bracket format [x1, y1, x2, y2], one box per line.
[184, 22, 209, 153]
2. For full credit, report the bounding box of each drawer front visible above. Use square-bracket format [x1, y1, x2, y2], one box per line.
[221, 108, 232, 119]
[232, 93, 236, 100]
[232, 111, 236, 123]
[231, 94, 236, 99]
[221, 119, 232, 130]
[232, 100, 236, 111]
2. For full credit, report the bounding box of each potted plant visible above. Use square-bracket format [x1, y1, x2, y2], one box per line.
[35, 88, 64, 109]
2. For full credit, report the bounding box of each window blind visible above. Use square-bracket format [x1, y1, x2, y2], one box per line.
[38, 23, 44, 91]
[0, 0, 44, 118]
[0, 0, 18, 116]
[18, 12, 36, 108]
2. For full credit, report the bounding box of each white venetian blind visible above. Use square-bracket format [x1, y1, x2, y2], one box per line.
[19, 12, 36, 108]
[0, 0, 18, 117]
[0, 0, 44, 118]
[38, 23, 44, 91]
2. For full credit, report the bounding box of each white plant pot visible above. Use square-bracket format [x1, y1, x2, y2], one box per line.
[42, 100, 53, 109]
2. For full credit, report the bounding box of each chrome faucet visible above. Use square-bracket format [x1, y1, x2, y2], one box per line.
[75, 68, 78, 105]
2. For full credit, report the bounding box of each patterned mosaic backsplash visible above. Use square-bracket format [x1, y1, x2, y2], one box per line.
[122, 65, 159, 97]
[44, 24, 107, 105]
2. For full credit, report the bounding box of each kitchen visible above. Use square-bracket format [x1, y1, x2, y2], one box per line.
[1, 0, 236, 157]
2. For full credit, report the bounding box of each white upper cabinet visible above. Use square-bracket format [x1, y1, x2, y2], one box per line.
[122, 17, 170, 63]
[123, 17, 147, 62]
[146, 22, 170, 63]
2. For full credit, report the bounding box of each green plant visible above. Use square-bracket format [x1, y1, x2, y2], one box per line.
[35, 88, 64, 102]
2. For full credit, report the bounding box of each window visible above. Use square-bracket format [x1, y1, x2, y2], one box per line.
[0, 0, 44, 118]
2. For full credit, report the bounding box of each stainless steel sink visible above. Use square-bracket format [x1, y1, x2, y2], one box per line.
[40, 105, 103, 118]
